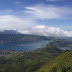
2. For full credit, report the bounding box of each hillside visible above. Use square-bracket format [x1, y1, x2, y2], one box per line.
[36, 50, 72, 72]
[0, 34, 53, 44]
[0, 45, 62, 72]
[49, 39, 72, 48]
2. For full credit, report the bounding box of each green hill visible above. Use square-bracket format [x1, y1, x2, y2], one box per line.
[0, 45, 62, 72]
[36, 50, 72, 72]
[49, 39, 72, 48]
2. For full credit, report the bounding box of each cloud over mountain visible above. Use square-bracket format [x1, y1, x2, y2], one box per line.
[18, 25, 72, 37]
[0, 25, 72, 37]
[0, 4, 72, 37]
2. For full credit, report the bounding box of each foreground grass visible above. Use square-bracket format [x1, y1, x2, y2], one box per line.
[36, 50, 72, 72]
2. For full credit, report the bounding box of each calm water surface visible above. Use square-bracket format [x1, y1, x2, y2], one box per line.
[0, 40, 49, 52]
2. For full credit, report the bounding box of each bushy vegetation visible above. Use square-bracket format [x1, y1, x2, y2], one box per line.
[0, 35, 72, 72]
[0, 45, 62, 72]
[36, 50, 72, 72]
[49, 39, 72, 48]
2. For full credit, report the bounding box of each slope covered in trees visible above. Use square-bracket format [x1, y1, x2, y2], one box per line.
[36, 50, 72, 72]
[0, 45, 62, 72]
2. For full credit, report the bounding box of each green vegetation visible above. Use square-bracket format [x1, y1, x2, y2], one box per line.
[0, 35, 72, 72]
[0, 45, 62, 72]
[49, 39, 72, 48]
[36, 50, 72, 72]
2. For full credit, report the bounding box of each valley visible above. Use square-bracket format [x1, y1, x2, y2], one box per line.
[0, 34, 72, 72]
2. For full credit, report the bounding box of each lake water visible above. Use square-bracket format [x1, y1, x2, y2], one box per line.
[0, 40, 49, 52]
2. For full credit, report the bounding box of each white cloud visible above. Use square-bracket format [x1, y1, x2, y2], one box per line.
[18, 25, 72, 37]
[15, 2, 21, 4]
[25, 4, 72, 20]
[46, 0, 64, 2]
[0, 15, 36, 30]
[0, 4, 72, 36]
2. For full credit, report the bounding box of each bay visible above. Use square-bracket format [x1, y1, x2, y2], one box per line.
[0, 40, 49, 52]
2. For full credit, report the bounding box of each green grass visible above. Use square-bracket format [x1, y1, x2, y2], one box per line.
[0, 45, 62, 72]
[36, 50, 72, 72]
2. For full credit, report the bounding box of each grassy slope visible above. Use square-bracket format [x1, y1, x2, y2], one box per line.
[0, 45, 62, 72]
[36, 50, 72, 72]
[49, 39, 72, 48]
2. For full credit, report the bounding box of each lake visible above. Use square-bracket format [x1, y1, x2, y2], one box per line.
[0, 40, 49, 52]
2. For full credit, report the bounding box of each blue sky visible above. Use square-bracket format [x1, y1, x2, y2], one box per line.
[0, 0, 72, 37]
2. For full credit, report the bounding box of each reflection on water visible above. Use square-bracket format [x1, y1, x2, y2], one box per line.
[0, 40, 49, 52]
